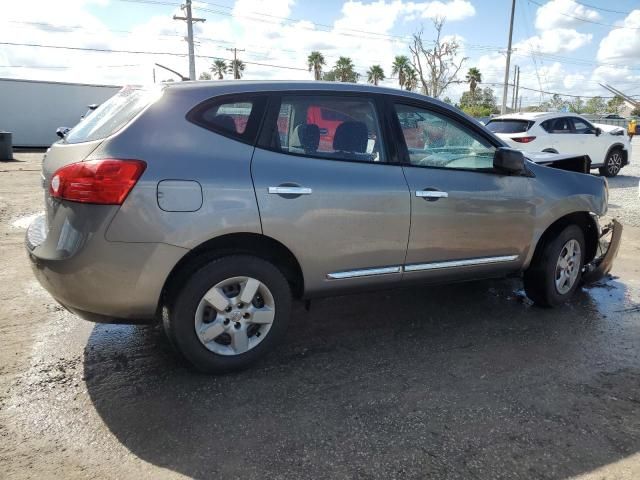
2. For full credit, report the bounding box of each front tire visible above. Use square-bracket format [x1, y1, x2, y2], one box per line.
[599, 148, 623, 177]
[165, 255, 292, 373]
[524, 225, 585, 307]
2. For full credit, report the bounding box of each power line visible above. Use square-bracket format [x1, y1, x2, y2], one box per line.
[572, 1, 634, 15]
[527, 0, 640, 29]
[0, 40, 310, 72]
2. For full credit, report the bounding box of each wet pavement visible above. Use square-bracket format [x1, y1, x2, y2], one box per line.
[1, 147, 639, 479]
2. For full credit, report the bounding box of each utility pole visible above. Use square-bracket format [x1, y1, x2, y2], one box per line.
[173, 0, 205, 81]
[501, 0, 516, 114]
[513, 67, 520, 109]
[226, 47, 245, 79]
[511, 65, 517, 109]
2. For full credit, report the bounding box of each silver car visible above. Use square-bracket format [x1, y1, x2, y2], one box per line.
[27, 81, 621, 372]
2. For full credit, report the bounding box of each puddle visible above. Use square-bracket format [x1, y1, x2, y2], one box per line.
[10, 212, 42, 229]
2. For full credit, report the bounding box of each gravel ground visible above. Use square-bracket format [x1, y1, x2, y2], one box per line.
[607, 138, 640, 227]
[0, 143, 639, 480]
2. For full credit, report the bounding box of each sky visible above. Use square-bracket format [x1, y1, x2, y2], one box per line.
[0, 0, 639, 106]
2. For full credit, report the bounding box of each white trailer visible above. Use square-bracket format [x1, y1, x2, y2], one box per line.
[0, 78, 121, 147]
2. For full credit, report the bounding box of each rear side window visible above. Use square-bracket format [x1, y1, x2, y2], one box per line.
[187, 95, 267, 145]
[65, 86, 161, 144]
[267, 95, 385, 163]
[485, 119, 533, 134]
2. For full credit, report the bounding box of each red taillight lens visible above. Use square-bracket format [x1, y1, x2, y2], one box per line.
[50, 159, 146, 205]
[512, 136, 536, 143]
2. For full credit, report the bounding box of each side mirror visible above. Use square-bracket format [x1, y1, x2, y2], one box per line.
[56, 127, 70, 139]
[493, 147, 525, 174]
[595, 127, 602, 136]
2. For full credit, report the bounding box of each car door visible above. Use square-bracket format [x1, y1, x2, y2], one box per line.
[391, 100, 536, 283]
[544, 116, 574, 153]
[570, 117, 608, 165]
[251, 93, 411, 295]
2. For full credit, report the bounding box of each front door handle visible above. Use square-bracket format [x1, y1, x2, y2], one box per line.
[268, 186, 313, 195]
[416, 190, 448, 199]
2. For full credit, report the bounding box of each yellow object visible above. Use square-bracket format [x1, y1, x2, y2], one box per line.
[629, 119, 637, 135]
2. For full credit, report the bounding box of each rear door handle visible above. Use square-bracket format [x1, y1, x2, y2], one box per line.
[268, 186, 312, 195]
[416, 190, 448, 199]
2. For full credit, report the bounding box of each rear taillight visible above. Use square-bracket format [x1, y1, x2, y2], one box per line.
[512, 136, 536, 143]
[50, 159, 146, 205]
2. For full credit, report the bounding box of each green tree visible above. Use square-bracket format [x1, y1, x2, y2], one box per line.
[210, 60, 227, 80]
[583, 96, 606, 114]
[443, 96, 453, 105]
[465, 67, 482, 95]
[568, 97, 584, 114]
[307, 51, 325, 81]
[631, 106, 640, 116]
[459, 87, 498, 116]
[229, 59, 245, 79]
[198, 71, 212, 80]
[366, 65, 385, 85]
[333, 57, 359, 82]
[404, 67, 418, 92]
[392, 55, 411, 89]
[607, 95, 625, 114]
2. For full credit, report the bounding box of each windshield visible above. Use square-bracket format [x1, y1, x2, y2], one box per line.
[485, 119, 533, 134]
[64, 86, 162, 144]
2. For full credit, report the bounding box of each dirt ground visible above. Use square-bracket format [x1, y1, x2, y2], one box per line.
[1, 144, 639, 479]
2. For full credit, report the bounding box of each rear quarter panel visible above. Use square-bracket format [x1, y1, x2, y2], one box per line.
[100, 88, 262, 248]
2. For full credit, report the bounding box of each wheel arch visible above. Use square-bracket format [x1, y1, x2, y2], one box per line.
[528, 212, 599, 269]
[605, 143, 628, 165]
[160, 232, 305, 311]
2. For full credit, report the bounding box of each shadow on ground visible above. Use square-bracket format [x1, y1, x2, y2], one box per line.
[84, 278, 640, 479]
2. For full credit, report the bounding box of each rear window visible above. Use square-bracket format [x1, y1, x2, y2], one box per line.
[65, 86, 160, 144]
[485, 119, 533, 134]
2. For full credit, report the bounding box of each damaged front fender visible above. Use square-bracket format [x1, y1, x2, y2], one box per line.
[582, 219, 622, 284]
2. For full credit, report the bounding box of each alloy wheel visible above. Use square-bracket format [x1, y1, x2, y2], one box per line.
[607, 152, 622, 176]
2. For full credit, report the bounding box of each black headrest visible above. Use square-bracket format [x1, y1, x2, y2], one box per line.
[333, 121, 368, 153]
[212, 114, 237, 133]
[292, 123, 320, 153]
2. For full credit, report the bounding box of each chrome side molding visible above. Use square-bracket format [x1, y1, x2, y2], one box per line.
[404, 255, 519, 272]
[327, 255, 519, 279]
[327, 266, 401, 280]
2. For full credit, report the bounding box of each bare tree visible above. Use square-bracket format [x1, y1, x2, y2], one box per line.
[408, 17, 467, 98]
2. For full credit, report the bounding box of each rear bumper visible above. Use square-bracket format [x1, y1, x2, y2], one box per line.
[582, 219, 622, 284]
[26, 213, 188, 322]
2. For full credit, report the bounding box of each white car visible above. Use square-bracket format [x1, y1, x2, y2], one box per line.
[485, 112, 631, 177]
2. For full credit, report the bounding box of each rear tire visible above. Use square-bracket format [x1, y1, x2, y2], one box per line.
[599, 148, 623, 177]
[524, 225, 585, 307]
[164, 255, 292, 373]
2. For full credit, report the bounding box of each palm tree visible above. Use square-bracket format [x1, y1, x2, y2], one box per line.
[465, 67, 482, 95]
[404, 67, 418, 92]
[307, 51, 325, 81]
[210, 60, 227, 80]
[392, 55, 411, 89]
[334, 56, 357, 82]
[366, 65, 385, 86]
[229, 59, 245, 80]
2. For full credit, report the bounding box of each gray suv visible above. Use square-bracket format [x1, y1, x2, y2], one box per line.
[27, 81, 621, 372]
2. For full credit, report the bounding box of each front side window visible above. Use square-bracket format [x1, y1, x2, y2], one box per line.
[272, 96, 385, 163]
[187, 95, 266, 144]
[394, 103, 496, 170]
[572, 118, 595, 134]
